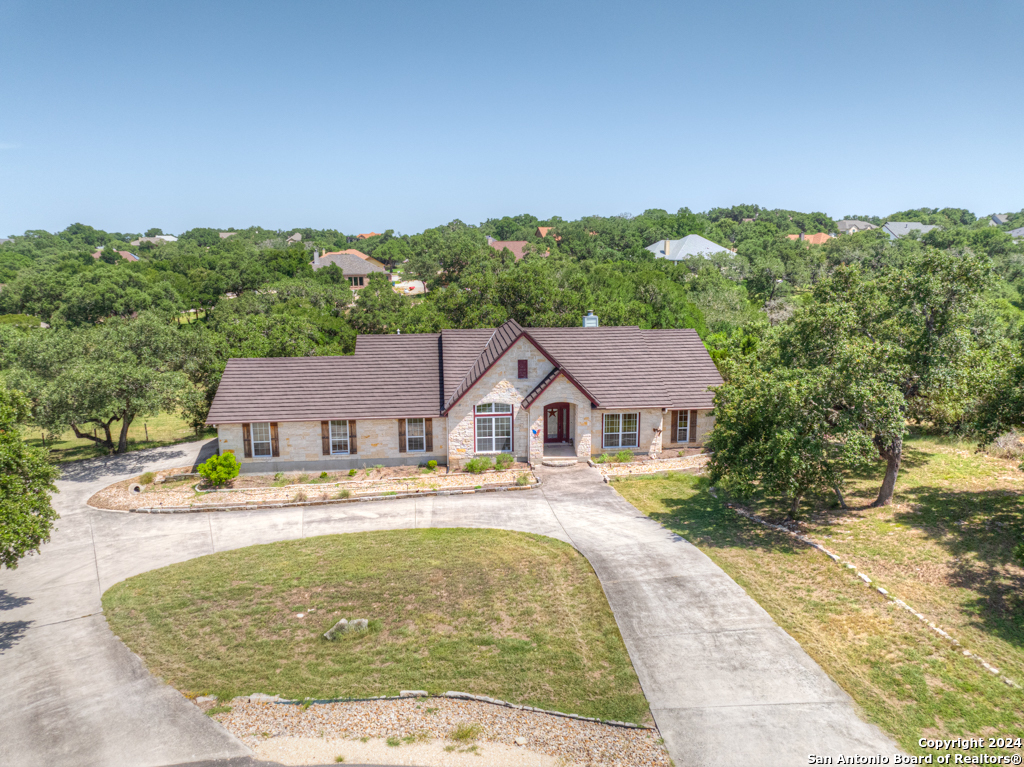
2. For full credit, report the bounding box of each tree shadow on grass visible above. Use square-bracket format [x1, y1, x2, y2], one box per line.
[892, 483, 1024, 648]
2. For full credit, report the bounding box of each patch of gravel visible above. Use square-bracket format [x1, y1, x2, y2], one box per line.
[89, 467, 535, 511]
[598, 453, 709, 477]
[251, 735, 559, 766]
[206, 697, 670, 766]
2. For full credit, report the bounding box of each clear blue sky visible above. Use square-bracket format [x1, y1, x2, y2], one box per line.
[1, 0, 1021, 236]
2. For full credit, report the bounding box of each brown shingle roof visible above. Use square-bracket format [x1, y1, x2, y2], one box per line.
[206, 334, 441, 424]
[356, 232, 380, 240]
[487, 240, 549, 262]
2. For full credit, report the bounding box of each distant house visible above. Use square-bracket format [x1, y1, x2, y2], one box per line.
[311, 250, 385, 289]
[322, 248, 387, 270]
[882, 222, 938, 239]
[487, 238, 548, 262]
[785, 233, 834, 245]
[646, 235, 733, 260]
[836, 219, 877, 235]
[129, 235, 177, 246]
[1009, 227, 1024, 240]
[356, 232, 380, 240]
[991, 214, 1011, 227]
[91, 249, 139, 262]
[0, 238, 11, 245]
[286, 233, 302, 245]
[219, 232, 237, 239]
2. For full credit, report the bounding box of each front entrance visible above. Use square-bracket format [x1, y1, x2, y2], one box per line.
[544, 403, 570, 443]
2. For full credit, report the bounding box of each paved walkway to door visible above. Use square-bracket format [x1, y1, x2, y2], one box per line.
[0, 440, 900, 767]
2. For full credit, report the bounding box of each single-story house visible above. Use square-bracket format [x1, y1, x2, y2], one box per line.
[205, 317, 723, 473]
[129, 235, 177, 245]
[786, 232, 835, 245]
[836, 219, 877, 235]
[486, 238, 549, 262]
[356, 232, 380, 240]
[882, 221, 938, 239]
[219, 231, 237, 239]
[1008, 227, 1024, 240]
[286, 233, 303, 245]
[646, 235, 733, 260]
[991, 214, 1011, 226]
[323, 248, 387, 270]
[535, 226, 562, 241]
[0, 238, 12, 245]
[311, 250, 386, 288]
[91, 249, 139, 262]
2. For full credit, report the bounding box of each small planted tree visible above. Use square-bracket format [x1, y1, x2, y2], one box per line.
[196, 452, 241, 487]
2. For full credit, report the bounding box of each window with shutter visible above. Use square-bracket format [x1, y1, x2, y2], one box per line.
[676, 410, 689, 443]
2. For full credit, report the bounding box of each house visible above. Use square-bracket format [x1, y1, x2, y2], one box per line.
[0, 238, 12, 245]
[785, 232, 834, 245]
[322, 248, 387, 270]
[311, 249, 386, 288]
[486, 238, 548, 262]
[286, 233, 303, 245]
[91, 249, 139, 262]
[356, 232, 380, 240]
[882, 222, 938, 239]
[646, 235, 733, 260]
[129, 235, 177, 246]
[205, 317, 723, 473]
[836, 219, 877, 235]
[219, 232, 237, 239]
[1009, 227, 1024, 240]
[991, 214, 1011, 226]
[535, 226, 562, 241]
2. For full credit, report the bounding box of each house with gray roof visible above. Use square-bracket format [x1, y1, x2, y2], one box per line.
[991, 214, 1011, 226]
[646, 235, 733, 260]
[311, 249, 386, 289]
[206, 317, 723, 472]
[882, 222, 939, 240]
[1009, 227, 1024, 240]
[836, 220, 877, 235]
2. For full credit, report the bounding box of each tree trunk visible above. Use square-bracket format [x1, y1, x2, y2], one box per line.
[788, 494, 802, 521]
[71, 420, 115, 451]
[872, 435, 903, 507]
[116, 414, 134, 454]
[834, 485, 847, 509]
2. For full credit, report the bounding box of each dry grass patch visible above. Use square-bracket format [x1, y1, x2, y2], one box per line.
[103, 528, 649, 724]
[614, 449, 1024, 756]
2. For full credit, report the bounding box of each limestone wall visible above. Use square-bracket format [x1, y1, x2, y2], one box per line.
[591, 408, 664, 458]
[661, 409, 716, 449]
[447, 338, 556, 469]
[216, 418, 446, 471]
[526, 376, 593, 464]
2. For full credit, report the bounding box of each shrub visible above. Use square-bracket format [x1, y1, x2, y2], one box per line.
[987, 430, 1024, 460]
[196, 453, 241, 487]
[386, 736, 401, 747]
[297, 473, 311, 484]
[494, 453, 514, 470]
[594, 453, 611, 464]
[515, 473, 530, 486]
[273, 472, 284, 481]
[464, 457, 494, 474]
[348, 468, 357, 477]
[449, 723, 482, 743]
[293, 491, 308, 502]
[319, 471, 329, 479]
[615, 449, 634, 463]
[335, 489, 351, 500]
[427, 459, 437, 470]
[139, 472, 155, 485]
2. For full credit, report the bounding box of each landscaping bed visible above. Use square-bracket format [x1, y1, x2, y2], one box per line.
[102, 529, 652, 725]
[613, 435, 1024, 756]
[88, 463, 535, 511]
[203, 696, 669, 766]
[593, 451, 709, 477]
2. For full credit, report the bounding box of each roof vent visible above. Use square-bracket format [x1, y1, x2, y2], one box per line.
[583, 310, 599, 328]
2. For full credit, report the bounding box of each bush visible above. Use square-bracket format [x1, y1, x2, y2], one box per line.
[494, 453, 514, 470]
[449, 722, 482, 743]
[196, 453, 240, 487]
[615, 449, 634, 463]
[319, 471, 329, 479]
[515, 473, 530, 486]
[335, 489, 351, 499]
[293, 490, 307, 502]
[273, 472, 284, 481]
[986, 430, 1024, 460]
[464, 457, 494, 474]
[427, 460, 437, 470]
[348, 468, 357, 477]
[139, 472, 155, 485]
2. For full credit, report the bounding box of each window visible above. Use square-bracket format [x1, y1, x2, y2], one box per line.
[251, 422, 272, 457]
[329, 420, 349, 454]
[406, 417, 426, 452]
[349, 276, 364, 287]
[517, 359, 528, 379]
[475, 403, 513, 453]
[603, 412, 638, 449]
[676, 410, 689, 443]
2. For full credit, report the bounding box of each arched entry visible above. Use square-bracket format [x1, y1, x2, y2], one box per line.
[543, 403, 571, 444]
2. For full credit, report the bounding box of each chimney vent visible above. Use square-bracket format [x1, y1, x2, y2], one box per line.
[313, 248, 321, 266]
[583, 310, 599, 328]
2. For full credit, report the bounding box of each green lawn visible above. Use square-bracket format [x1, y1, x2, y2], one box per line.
[21, 411, 215, 462]
[614, 435, 1024, 756]
[102, 528, 650, 724]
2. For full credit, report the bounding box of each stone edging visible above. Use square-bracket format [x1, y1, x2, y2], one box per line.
[123, 476, 541, 514]
[715, 492, 1020, 689]
[230, 690, 652, 730]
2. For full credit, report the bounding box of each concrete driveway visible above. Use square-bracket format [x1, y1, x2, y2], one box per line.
[0, 440, 900, 767]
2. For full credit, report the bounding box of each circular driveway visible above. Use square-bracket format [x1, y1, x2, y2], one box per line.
[0, 440, 900, 767]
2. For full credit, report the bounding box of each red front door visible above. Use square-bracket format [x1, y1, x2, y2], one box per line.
[544, 404, 570, 443]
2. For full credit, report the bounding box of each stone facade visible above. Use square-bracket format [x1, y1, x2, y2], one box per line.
[525, 376, 593, 465]
[661, 409, 715, 449]
[217, 418, 447, 474]
[446, 338, 556, 469]
[591, 407, 664, 458]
